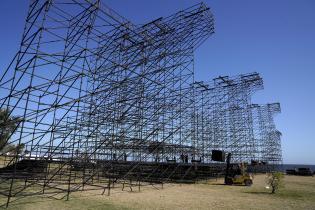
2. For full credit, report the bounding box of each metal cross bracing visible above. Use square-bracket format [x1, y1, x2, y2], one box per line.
[0, 0, 282, 207]
[192, 72, 282, 166]
[250, 103, 282, 165]
[193, 73, 266, 163]
[0, 0, 215, 206]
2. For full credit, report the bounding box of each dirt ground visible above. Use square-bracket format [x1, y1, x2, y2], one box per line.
[3, 174, 315, 210]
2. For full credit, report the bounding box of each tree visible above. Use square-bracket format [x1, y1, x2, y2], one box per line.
[266, 172, 284, 194]
[0, 108, 21, 152]
[15, 143, 25, 154]
[1, 143, 16, 155]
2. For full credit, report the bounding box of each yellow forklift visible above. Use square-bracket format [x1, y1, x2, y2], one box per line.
[224, 153, 253, 186]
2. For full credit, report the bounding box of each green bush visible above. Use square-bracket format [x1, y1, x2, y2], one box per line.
[266, 172, 284, 194]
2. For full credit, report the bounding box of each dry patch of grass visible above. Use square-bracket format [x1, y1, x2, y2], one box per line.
[1, 174, 315, 210]
[100, 175, 315, 210]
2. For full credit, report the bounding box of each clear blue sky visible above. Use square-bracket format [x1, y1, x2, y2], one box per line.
[0, 0, 314, 164]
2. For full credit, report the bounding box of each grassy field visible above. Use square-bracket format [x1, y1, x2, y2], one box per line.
[2, 174, 315, 210]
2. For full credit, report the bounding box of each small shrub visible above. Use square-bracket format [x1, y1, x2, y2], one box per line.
[266, 172, 284, 194]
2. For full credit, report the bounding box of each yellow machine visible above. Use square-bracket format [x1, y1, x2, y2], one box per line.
[224, 154, 253, 186]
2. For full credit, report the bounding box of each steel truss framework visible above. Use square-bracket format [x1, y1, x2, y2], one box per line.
[193, 73, 282, 164]
[0, 0, 281, 207]
[250, 103, 282, 164]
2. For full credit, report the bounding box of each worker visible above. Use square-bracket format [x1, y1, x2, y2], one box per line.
[180, 153, 184, 162]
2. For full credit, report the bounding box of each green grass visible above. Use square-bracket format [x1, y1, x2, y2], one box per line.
[0, 174, 314, 209]
[5, 195, 127, 210]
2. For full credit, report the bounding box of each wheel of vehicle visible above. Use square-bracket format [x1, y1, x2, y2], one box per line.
[244, 179, 253, 186]
[225, 178, 233, 185]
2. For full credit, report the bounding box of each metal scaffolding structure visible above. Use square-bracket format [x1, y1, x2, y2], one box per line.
[0, 0, 281, 207]
[250, 103, 282, 164]
[193, 73, 264, 163]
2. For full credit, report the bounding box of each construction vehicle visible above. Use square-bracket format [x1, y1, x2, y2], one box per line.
[224, 153, 253, 186]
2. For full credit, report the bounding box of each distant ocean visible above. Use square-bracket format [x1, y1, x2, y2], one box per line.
[281, 164, 315, 171]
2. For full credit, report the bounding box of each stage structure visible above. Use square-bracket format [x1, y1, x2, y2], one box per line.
[0, 0, 281, 207]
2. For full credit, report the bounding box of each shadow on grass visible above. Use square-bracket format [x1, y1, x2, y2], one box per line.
[210, 183, 248, 187]
[244, 191, 271, 195]
[208, 183, 225, 186]
[4, 194, 127, 210]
